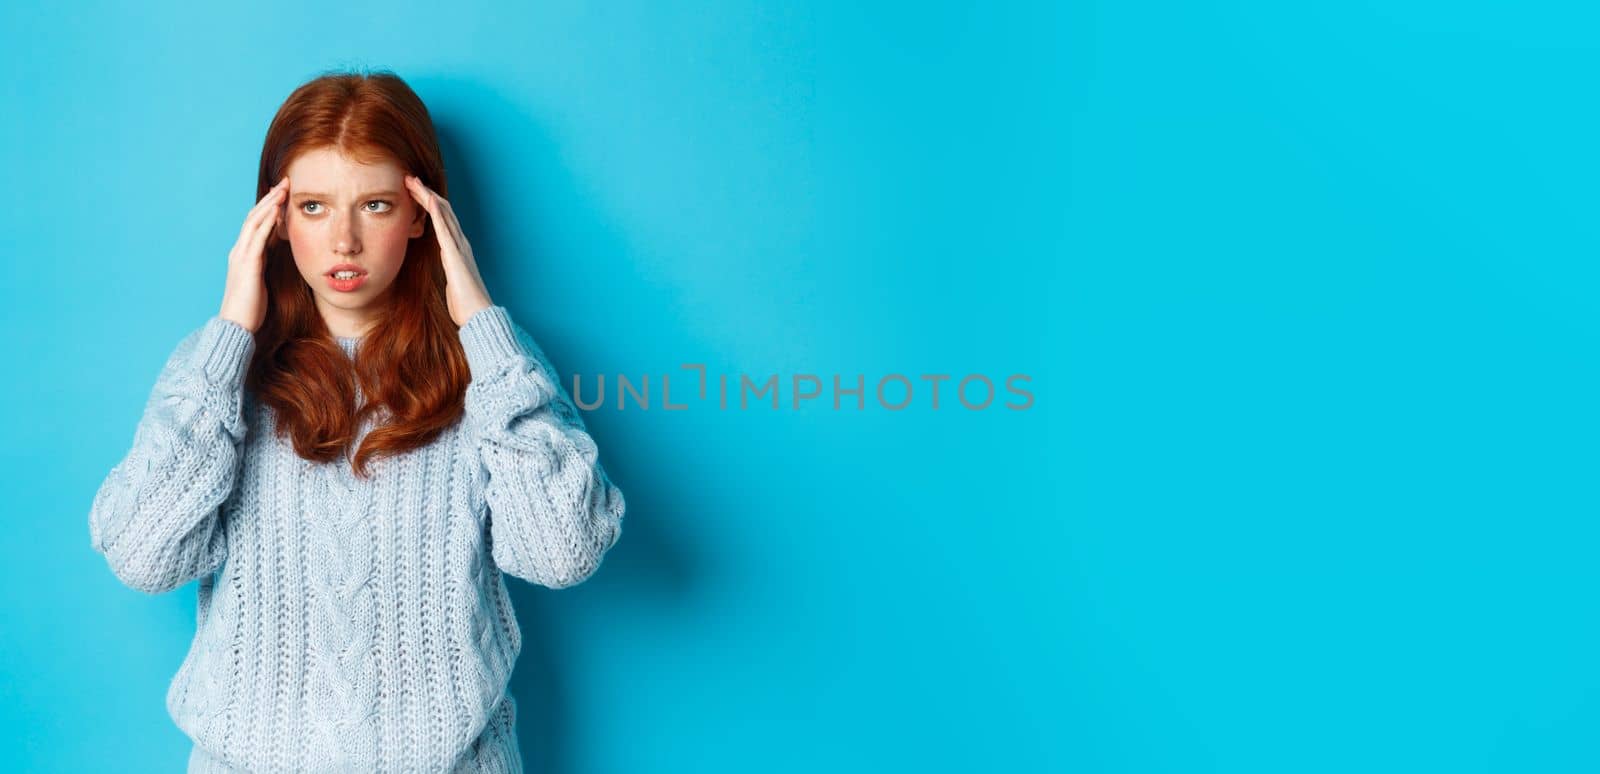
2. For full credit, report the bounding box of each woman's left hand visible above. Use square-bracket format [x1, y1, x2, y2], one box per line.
[405, 174, 494, 327]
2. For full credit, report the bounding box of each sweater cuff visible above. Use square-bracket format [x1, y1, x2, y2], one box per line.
[458, 305, 525, 379]
[194, 316, 257, 385]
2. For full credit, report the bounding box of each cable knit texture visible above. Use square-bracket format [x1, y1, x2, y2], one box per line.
[88, 305, 626, 773]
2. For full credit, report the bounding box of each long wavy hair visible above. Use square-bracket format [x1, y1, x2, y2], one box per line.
[244, 68, 471, 480]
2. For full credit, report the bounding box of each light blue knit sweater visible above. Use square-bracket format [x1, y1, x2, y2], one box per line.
[88, 305, 626, 773]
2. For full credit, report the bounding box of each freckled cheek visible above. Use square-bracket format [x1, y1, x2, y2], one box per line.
[371, 221, 412, 242]
[370, 223, 414, 262]
[284, 217, 406, 246]
[283, 215, 310, 244]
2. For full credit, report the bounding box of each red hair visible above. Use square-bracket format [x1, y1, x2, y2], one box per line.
[245, 68, 469, 480]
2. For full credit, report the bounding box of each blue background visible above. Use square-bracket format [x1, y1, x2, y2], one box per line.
[2, 1, 1595, 772]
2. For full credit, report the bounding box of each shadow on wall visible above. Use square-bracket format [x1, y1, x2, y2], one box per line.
[423, 75, 700, 773]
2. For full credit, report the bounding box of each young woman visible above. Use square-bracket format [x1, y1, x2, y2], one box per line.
[88, 69, 625, 773]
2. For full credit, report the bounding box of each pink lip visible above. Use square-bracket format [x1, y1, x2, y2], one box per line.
[326, 272, 368, 292]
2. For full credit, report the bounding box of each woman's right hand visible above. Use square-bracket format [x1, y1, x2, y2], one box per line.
[218, 176, 289, 333]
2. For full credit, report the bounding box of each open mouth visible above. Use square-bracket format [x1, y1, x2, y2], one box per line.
[325, 269, 368, 292]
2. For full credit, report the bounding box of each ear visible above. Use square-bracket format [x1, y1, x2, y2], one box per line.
[409, 206, 426, 239]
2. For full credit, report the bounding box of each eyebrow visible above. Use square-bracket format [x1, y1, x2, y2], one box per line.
[291, 190, 401, 200]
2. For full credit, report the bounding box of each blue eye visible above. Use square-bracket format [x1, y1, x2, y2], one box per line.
[299, 201, 391, 215]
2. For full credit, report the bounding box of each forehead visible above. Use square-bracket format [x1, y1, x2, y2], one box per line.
[285, 147, 402, 190]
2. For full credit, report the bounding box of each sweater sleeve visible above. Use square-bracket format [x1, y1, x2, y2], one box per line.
[458, 305, 625, 589]
[89, 315, 256, 594]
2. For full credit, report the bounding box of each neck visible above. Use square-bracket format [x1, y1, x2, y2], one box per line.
[315, 295, 382, 340]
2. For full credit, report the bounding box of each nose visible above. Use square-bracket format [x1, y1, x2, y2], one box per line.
[332, 212, 361, 256]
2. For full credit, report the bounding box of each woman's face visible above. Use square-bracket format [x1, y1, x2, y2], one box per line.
[274, 147, 425, 333]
